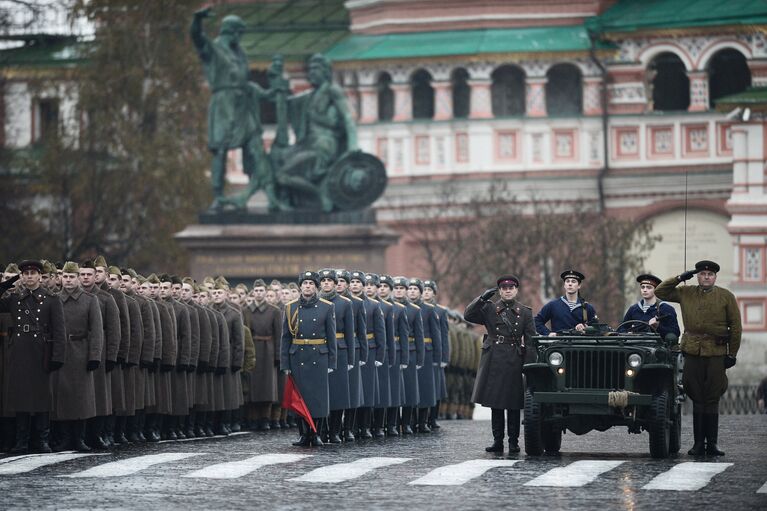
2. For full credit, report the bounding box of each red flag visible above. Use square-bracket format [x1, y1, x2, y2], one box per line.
[282, 374, 317, 433]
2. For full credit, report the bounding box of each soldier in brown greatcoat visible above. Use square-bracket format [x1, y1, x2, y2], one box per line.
[196, 285, 224, 437]
[0, 264, 21, 452]
[125, 271, 155, 443]
[79, 261, 120, 450]
[227, 287, 254, 433]
[169, 275, 197, 438]
[147, 273, 176, 441]
[52, 262, 103, 452]
[243, 278, 282, 431]
[0, 260, 67, 453]
[210, 278, 243, 435]
[182, 278, 211, 438]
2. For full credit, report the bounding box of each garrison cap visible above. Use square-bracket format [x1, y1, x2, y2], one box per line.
[379, 275, 394, 289]
[170, 275, 183, 286]
[4, 263, 19, 274]
[318, 269, 337, 282]
[93, 255, 108, 268]
[182, 276, 195, 287]
[270, 279, 282, 287]
[408, 277, 424, 292]
[252, 278, 267, 288]
[136, 275, 148, 284]
[349, 270, 365, 282]
[147, 273, 161, 284]
[298, 270, 320, 286]
[80, 260, 96, 270]
[695, 260, 720, 273]
[423, 279, 438, 292]
[235, 283, 248, 293]
[364, 273, 380, 286]
[213, 278, 230, 291]
[496, 275, 520, 287]
[126, 268, 138, 279]
[560, 269, 585, 282]
[287, 282, 299, 291]
[336, 269, 351, 282]
[108, 266, 122, 276]
[636, 274, 662, 287]
[392, 276, 408, 288]
[62, 261, 80, 274]
[203, 276, 216, 289]
[18, 259, 43, 273]
[42, 260, 56, 274]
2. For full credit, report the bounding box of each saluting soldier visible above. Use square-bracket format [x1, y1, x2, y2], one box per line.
[655, 260, 741, 456]
[423, 280, 450, 430]
[366, 273, 395, 438]
[318, 269, 355, 443]
[378, 275, 409, 436]
[280, 271, 337, 447]
[392, 276, 424, 435]
[0, 268, 20, 452]
[52, 262, 103, 452]
[465, 275, 536, 454]
[336, 269, 367, 441]
[619, 274, 680, 340]
[535, 270, 598, 336]
[0, 260, 66, 453]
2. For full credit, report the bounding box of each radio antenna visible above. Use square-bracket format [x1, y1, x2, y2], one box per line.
[683, 170, 689, 277]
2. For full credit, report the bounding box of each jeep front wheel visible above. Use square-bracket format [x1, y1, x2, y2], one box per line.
[524, 389, 544, 456]
[648, 390, 671, 459]
[668, 401, 682, 454]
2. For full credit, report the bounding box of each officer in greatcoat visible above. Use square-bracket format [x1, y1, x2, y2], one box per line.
[392, 276, 424, 435]
[0, 260, 66, 453]
[465, 275, 536, 453]
[336, 269, 366, 441]
[378, 275, 409, 436]
[423, 280, 450, 430]
[366, 273, 395, 438]
[52, 262, 103, 452]
[280, 271, 337, 447]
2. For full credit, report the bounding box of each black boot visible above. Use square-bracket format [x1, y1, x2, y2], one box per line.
[136, 410, 147, 442]
[328, 411, 343, 443]
[204, 413, 215, 437]
[401, 407, 414, 435]
[74, 420, 91, 452]
[10, 413, 31, 454]
[386, 407, 400, 436]
[175, 416, 187, 439]
[89, 416, 110, 450]
[485, 408, 505, 453]
[33, 413, 52, 453]
[125, 416, 140, 443]
[145, 414, 160, 443]
[417, 408, 431, 433]
[269, 419, 281, 430]
[194, 412, 207, 438]
[1, 417, 16, 452]
[358, 408, 373, 439]
[51, 420, 72, 452]
[103, 416, 116, 447]
[507, 409, 520, 453]
[230, 408, 242, 433]
[309, 418, 324, 447]
[688, 412, 706, 456]
[186, 412, 197, 438]
[114, 416, 129, 444]
[372, 408, 386, 438]
[292, 419, 310, 447]
[343, 409, 356, 442]
[429, 402, 441, 430]
[704, 413, 725, 456]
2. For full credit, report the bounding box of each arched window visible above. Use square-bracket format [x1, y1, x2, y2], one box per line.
[250, 70, 276, 124]
[491, 65, 525, 116]
[411, 69, 434, 120]
[649, 53, 690, 111]
[451, 68, 470, 118]
[708, 49, 751, 107]
[546, 64, 582, 115]
[377, 72, 394, 121]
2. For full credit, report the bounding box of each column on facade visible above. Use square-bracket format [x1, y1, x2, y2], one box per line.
[432, 79, 453, 121]
[390, 70, 412, 122]
[525, 76, 547, 117]
[748, 60, 767, 88]
[466, 63, 492, 119]
[687, 70, 709, 112]
[356, 70, 378, 124]
[583, 76, 603, 116]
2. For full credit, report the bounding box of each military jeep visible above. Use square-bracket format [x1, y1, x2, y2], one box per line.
[523, 323, 683, 458]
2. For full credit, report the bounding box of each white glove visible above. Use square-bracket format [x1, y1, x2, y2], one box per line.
[432, 362, 439, 367]
[416, 365, 422, 370]
[374, 361, 383, 367]
[347, 364, 354, 371]
[328, 368, 334, 373]
[282, 369, 291, 375]
[399, 364, 408, 370]
[359, 361, 366, 367]
[440, 362, 448, 368]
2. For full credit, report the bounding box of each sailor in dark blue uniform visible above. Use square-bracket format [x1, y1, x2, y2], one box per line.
[378, 275, 409, 436]
[392, 276, 424, 435]
[535, 270, 598, 336]
[619, 274, 680, 339]
[318, 269, 355, 444]
[336, 269, 367, 442]
[280, 271, 337, 447]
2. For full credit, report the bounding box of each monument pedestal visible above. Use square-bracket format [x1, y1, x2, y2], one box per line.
[175, 211, 400, 283]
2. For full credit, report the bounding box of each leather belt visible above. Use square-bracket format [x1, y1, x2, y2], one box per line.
[253, 335, 272, 341]
[11, 325, 44, 334]
[366, 333, 374, 340]
[407, 336, 432, 343]
[336, 332, 345, 339]
[69, 334, 88, 341]
[488, 335, 520, 344]
[394, 336, 400, 341]
[292, 338, 326, 345]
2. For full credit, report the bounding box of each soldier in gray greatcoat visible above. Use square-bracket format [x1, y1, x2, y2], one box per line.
[378, 275, 409, 436]
[0, 260, 66, 454]
[423, 280, 450, 430]
[365, 273, 393, 438]
[148, 273, 176, 441]
[181, 278, 211, 438]
[160, 274, 191, 438]
[336, 269, 367, 441]
[52, 262, 103, 452]
[465, 275, 536, 454]
[281, 271, 337, 447]
[128, 272, 156, 443]
[392, 276, 424, 435]
[210, 278, 243, 435]
[318, 269, 355, 443]
[195, 286, 222, 437]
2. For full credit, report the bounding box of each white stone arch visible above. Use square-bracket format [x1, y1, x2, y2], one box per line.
[698, 39, 752, 71]
[638, 42, 695, 71]
[541, 59, 591, 77]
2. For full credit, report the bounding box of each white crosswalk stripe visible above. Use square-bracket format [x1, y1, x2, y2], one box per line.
[642, 462, 733, 491]
[183, 453, 311, 479]
[524, 460, 626, 487]
[289, 457, 411, 483]
[61, 453, 205, 478]
[757, 481, 767, 494]
[0, 453, 110, 475]
[409, 459, 521, 486]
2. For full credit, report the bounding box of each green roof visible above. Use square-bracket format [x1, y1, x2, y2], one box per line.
[0, 35, 87, 68]
[222, 0, 349, 63]
[715, 87, 767, 110]
[325, 25, 612, 63]
[591, 0, 767, 34]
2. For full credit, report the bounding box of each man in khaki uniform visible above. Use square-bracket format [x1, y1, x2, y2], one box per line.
[655, 260, 741, 456]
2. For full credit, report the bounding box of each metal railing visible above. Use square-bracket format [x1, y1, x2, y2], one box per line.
[681, 384, 763, 415]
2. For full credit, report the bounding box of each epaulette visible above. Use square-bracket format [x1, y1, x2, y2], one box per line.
[368, 298, 379, 304]
[423, 302, 435, 308]
[394, 302, 406, 308]
[286, 299, 298, 306]
[411, 303, 421, 310]
[319, 298, 333, 305]
[520, 303, 532, 310]
[338, 295, 351, 302]
[352, 296, 363, 301]
[438, 304, 448, 311]
[268, 303, 281, 311]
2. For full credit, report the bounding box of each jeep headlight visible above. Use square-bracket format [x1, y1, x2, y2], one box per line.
[628, 353, 642, 368]
[548, 352, 563, 366]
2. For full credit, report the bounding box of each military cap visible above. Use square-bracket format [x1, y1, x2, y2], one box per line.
[695, 260, 720, 273]
[4, 263, 19, 274]
[62, 261, 80, 274]
[42, 260, 56, 274]
[158, 273, 171, 283]
[215, 275, 230, 287]
[235, 283, 248, 293]
[408, 277, 424, 292]
[298, 270, 320, 286]
[423, 279, 438, 292]
[80, 260, 96, 270]
[213, 277, 230, 291]
[379, 275, 394, 289]
[136, 275, 147, 284]
[287, 282, 299, 291]
[336, 269, 351, 282]
[318, 269, 337, 282]
[182, 276, 195, 286]
[270, 279, 282, 287]
[636, 274, 662, 287]
[496, 275, 520, 287]
[349, 270, 366, 283]
[170, 275, 183, 286]
[392, 276, 408, 288]
[147, 273, 161, 284]
[55, 261, 64, 270]
[18, 259, 43, 273]
[108, 266, 122, 276]
[252, 278, 267, 288]
[126, 268, 138, 279]
[560, 269, 585, 282]
[364, 273, 380, 286]
[93, 255, 108, 268]
[203, 276, 216, 288]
